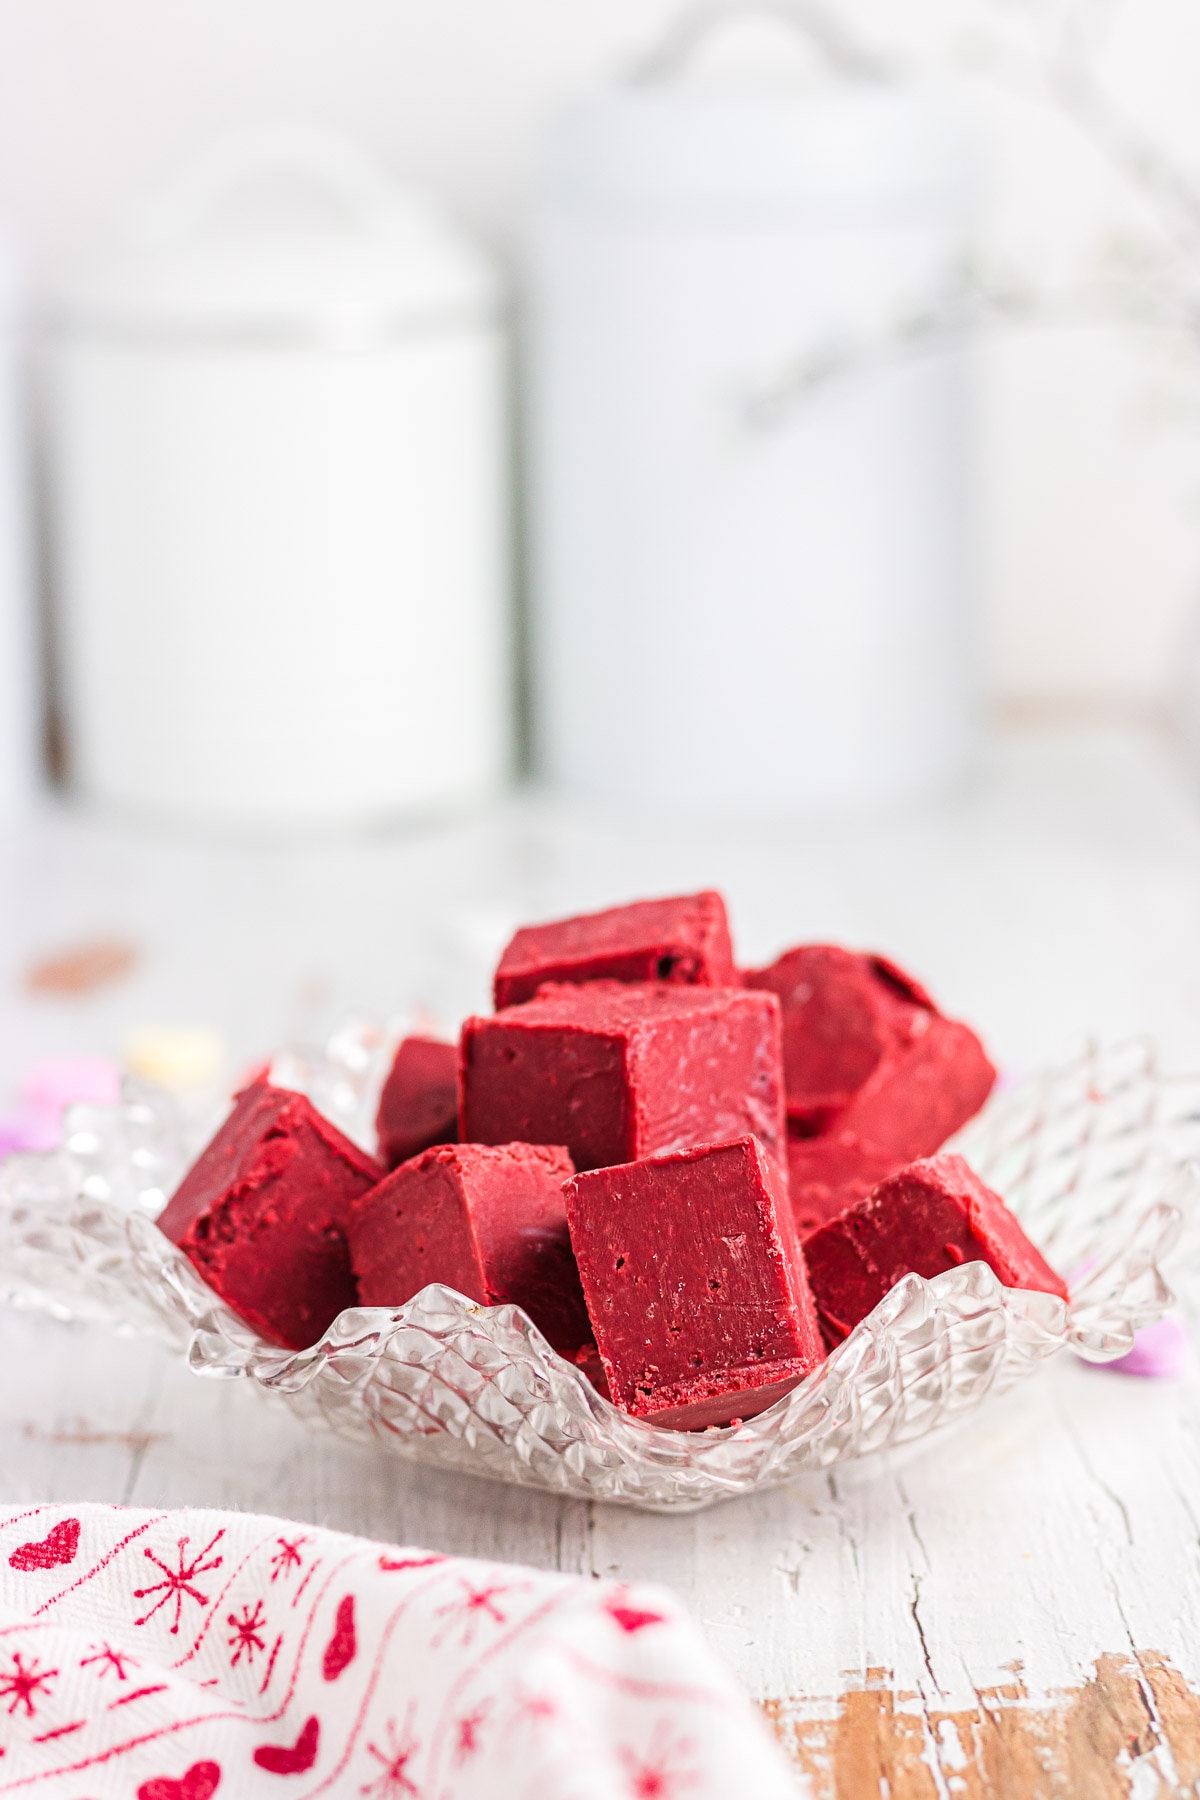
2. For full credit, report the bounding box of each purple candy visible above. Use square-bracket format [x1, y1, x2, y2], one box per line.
[0, 1114, 61, 1156]
[1103, 1314, 1190, 1379]
[0, 1056, 123, 1163]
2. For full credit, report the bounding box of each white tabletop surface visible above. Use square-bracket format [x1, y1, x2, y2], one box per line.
[2, 724, 1200, 1796]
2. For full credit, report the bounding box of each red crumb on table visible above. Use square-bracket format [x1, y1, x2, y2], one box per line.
[493, 891, 736, 1010]
[803, 1152, 1068, 1349]
[157, 1078, 383, 1351]
[348, 1140, 591, 1360]
[565, 1136, 823, 1430]
[460, 980, 785, 1176]
[744, 946, 995, 1233]
[375, 1036, 458, 1169]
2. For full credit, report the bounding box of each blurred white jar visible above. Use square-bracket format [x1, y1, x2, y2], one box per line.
[46, 128, 509, 829]
[0, 234, 37, 819]
[526, 22, 979, 813]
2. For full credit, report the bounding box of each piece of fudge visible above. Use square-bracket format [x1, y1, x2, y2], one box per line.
[786, 1135, 901, 1237]
[375, 1035, 458, 1168]
[461, 981, 785, 1175]
[565, 1136, 824, 1430]
[157, 1078, 384, 1351]
[348, 1141, 590, 1359]
[744, 946, 996, 1231]
[803, 1152, 1069, 1348]
[493, 891, 737, 1010]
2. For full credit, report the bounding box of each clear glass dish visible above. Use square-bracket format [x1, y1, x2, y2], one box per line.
[0, 1032, 1194, 1513]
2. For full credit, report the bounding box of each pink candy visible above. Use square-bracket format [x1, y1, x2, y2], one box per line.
[0, 1056, 122, 1159]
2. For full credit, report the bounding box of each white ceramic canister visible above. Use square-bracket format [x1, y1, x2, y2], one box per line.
[0, 232, 37, 819]
[526, 25, 979, 814]
[46, 128, 509, 828]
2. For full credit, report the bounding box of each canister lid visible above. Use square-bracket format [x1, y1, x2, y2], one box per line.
[51, 127, 499, 345]
[535, 82, 976, 222]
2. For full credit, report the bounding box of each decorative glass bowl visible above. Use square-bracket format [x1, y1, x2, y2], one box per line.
[0, 1032, 1195, 1513]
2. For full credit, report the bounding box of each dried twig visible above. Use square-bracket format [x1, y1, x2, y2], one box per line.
[739, 264, 1197, 430]
[744, 0, 1200, 424]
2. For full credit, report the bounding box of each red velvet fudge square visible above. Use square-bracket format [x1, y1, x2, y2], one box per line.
[157, 1078, 384, 1351]
[565, 1136, 823, 1430]
[493, 891, 736, 1009]
[375, 1035, 458, 1169]
[460, 981, 785, 1174]
[803, 1152, 1068, 1348]
[348, 1141, 590, 1359]
[745, 946, 996, 1231]
[786, 1135, 901, 1237]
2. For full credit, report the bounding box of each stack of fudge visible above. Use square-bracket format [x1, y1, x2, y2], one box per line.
[158, 891, 1067, 1432]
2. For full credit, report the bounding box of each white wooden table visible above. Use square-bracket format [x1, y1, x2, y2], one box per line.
[3, 725, 1200, 1796]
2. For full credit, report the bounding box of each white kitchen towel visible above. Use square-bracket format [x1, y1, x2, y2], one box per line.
[0, 1504, 799, 1797]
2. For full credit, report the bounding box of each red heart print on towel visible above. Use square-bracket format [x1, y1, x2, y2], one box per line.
[137, 1761, 221, 1800]
[606, 1597, 666, 1634]
[321, 1594, 356, 1680]
[9, 1517, 80, 1572]
[254, 1715, 319, 1775]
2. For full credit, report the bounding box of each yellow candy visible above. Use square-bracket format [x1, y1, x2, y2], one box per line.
[122, 1025, 226, 1092]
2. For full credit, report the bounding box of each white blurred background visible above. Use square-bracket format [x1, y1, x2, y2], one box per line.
[2, 0, 1198, 722]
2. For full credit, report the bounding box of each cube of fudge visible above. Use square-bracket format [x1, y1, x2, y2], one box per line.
[745, 946, 996, 1230]
[461, 981, 785, 1174]
[565, 1136, 823, 1430]
[493, 891, 736, 1010]
[787, 1134, 902, 1237]
[157, 1078, 384, 1351]
[348, 1141, 590, 1359]
[375, 1035, 458, 1168]
[803, 1152, 1069, 1348]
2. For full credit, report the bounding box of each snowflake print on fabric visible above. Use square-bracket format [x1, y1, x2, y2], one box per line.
[361, 1702, 420, 1798]
[227, 1600, 267, 1668]
[453, 1699, 491, 1764]
[509, 1686, 561, 1737]
[618, 1727, 699, 1799]
[0, 1651, 57, 1718]
[81, 1641, 138, 1681]
[134, 1531, 225, 1634]
[0, 1503, 797, 1800]
[432, 1578, 515, 1649]
[269, 1536, 309, 1582]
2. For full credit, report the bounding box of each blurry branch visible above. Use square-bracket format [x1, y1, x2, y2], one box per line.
[738, 260, 1199, 431]
[742, 0, 1200, 428]
[968, 0, 1200, 254]
[1047, 61, 1200, 255]
[629, 0, 893, 84]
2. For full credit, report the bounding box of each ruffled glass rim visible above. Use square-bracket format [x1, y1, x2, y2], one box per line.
[0, 1033, 1195, 1512]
